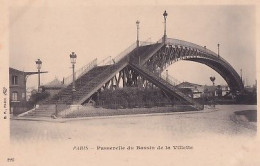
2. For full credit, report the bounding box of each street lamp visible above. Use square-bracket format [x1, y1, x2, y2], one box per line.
[70, 52, 77, 103]
[35, 59, 42, 92]
[210, 76, 216, 107]
[136, 20, 140, 47]
[166, 69, 169, 82]
[210, 76, 215, 86]
[163, 10, 168, 43]
[217, 43, 220, 58]
[70, 52, 77, 91]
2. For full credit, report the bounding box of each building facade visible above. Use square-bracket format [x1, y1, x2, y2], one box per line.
[9, 68, 27, 114]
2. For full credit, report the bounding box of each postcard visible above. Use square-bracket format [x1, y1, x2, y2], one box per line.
[0, 1, 259, 165]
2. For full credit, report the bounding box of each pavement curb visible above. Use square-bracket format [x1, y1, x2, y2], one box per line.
[11, 107, 219, 123]
[230, 114, 257, 131]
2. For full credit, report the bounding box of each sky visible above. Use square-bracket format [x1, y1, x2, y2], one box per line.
[9, 3, 256, 89]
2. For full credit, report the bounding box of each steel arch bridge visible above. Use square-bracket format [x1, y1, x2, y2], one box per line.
[44, 37, 243, 111]
[136, 38, 244, 94]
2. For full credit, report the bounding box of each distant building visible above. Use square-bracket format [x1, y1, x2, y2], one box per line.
[176, 81, 230, 99]
[176, 82, 204, 98]
[41, 77, 65, 97]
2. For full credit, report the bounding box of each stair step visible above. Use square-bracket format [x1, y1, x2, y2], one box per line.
[24, 114, 53, 117]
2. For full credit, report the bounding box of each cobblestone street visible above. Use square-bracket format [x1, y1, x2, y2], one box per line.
[8, 105, 258, 166]
[11, 105, 256, 143]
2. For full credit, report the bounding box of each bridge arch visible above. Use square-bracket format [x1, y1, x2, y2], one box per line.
[143, 38, 244, 93]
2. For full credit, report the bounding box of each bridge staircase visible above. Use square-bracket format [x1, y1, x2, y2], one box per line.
[39, 41, 202, 110]
[71, 44, 163, 104]
[42, 44, 159, 105]
[22, 105, 56, 118]
[43, 65, 111, 104]
[131, 43, 164, 65]
[129, 63, 204, 110]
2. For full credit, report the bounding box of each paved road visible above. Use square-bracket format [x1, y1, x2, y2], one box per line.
[10, 105, 256, 144]
[8, 105, 258, 166]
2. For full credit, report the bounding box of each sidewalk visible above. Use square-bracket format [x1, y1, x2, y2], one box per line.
[11, 106, 219, 123]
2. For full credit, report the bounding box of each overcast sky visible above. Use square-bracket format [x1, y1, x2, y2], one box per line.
[9, 3, 256, 89]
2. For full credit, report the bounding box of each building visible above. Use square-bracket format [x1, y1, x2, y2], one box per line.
[176, 82, 204, 98]
[41, 77, 65, 97]
[176, 81, 231, 99]
[9, 67, 47, 115]
[9, 68, 27, 114]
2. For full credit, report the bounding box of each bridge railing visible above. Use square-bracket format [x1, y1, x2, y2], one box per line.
[132, 64, 195, 100]
[160, 72, 181, 86]
[98, 38, 157, 66]
[139, 38, 154, 46]
[166, 38, 218, 57]
[166, 38, 243, 89]
[97, 56, 112, 66]
[157, 37, 164, 43]
[113, 38, 157, 64]
[113, 42, 137, 64]
[63, 58, 97, 86]
[166, 38, 237, 71]
[132, 64, 203, 110]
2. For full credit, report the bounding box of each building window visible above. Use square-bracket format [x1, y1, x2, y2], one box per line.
[12, 75, 18, 85]
[11, 92, 18, 101]
[22, 93, 25, 99]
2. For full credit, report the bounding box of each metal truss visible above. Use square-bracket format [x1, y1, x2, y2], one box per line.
[143, 43, 244, 93]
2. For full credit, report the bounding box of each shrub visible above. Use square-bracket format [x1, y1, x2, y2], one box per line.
[97, 87, 172, 109]
[29, 91, 50, 104]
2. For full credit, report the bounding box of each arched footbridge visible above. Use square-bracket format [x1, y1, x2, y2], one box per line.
[43, 37, 244, 109]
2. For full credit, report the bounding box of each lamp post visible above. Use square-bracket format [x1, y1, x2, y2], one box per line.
[35, 59, 42, 92]
[217, 43, 220, 58]
[136, 20, 140, 47]
[240, 68, 243, 82]
[163, 10, 168, 43]
[70, 52, 77, 103]
[166, 69, 169, 82]
[210, 76, 216, 107]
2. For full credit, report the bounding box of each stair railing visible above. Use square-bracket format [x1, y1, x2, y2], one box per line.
[97, 56, 113, 66]
[139, 38, 154, 46]
[63, 58, 97, 86]
[113, 42, 137, 64]
[112, 38, 157, 64]
[131, 63, 196, 104]
[134, 43, 164, 65]
[137, 63, 203, 110]
[160, 72, 181, 86]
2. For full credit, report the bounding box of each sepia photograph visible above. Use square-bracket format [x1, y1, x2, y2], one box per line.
[0, 1, 259, 166]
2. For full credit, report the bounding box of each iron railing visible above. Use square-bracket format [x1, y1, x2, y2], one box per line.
[97, 56, 112, 66]
[130, 63, 204, 110]
[160, 72, 181, 86]
[139, 38, 154, 46]
[113, 42, 137, 63]
[63, 58, 97, 85]
[96, 38, 157, 68]
[166, 38, 243, 90]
